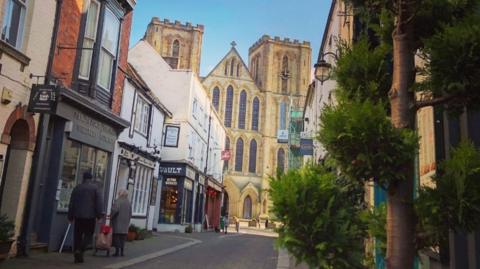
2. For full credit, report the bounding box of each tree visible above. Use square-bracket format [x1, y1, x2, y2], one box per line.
[318, 0, 480, 268]
[270, 164, 366, 269]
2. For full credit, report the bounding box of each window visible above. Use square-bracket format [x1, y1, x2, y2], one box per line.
[97, 8, 120, 90]
[79, 0, 100, 78]
[235, 138, 244, 172]
[277, 148, 285, 174]
[224, 61, 228, 76]
[192, 98, 198, 117]
[212, 87, 220, 111]
[243, 196, 252, 219]
[1, 0, 26, 49]
[238, 90, 247, 129]
[279, 101, 287, 130]
[236, 63, 241, 77]
[248, 139, 257, 173]
[230, 58, 235, 76]
[224, 86, 233, 127]
[132, 165, 152, 216]
[159, 183, 178, 224]
[172, 39, 180, 57]
[252, 97, 259, 131]
[135, 96, 150, 136]
[281, 55, 289, 93]
[224, 137, 230, 171]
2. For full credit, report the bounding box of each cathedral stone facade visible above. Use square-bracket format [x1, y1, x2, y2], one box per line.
[145, 20, 311, 221]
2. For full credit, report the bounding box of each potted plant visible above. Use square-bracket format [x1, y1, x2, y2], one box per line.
[0, 214, 14, 260]
[184, 224, 193, 233]
[127, 224, 139, 241]
[136, 229, 149, 240]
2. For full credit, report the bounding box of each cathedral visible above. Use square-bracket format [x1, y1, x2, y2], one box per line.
[145, 17, 311, 222]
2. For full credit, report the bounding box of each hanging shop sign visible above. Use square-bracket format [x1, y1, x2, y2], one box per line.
[28, 85, 58, 114]
[164, 125, 180, 147]
[221, 150, 231, 160]
[300, 139, 314, 156]
[277, 129, 289, 143]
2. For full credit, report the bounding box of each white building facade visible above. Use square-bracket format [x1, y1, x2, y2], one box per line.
[107, 63, 172, 231]
[128, 41, 225, 232]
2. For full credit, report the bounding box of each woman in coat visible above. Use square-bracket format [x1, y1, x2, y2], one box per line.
[110, 189, 132, 256]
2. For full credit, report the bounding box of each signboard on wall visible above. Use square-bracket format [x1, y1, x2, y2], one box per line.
[164, 126, 180, 147]
[28, 85, 58, 113]
[277, 130, 289, 143]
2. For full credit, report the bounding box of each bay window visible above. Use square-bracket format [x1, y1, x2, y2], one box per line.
[78, 0, 100, 79]
[1, 0, 26, 49]
[97, 8, 120, 90]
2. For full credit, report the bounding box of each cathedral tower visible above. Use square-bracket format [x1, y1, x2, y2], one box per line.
[144, 17, 204, 74]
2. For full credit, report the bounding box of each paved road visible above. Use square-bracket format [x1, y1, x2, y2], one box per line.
[125, 233, 278, 269]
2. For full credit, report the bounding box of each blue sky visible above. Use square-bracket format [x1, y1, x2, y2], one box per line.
[130, 0, 330, 77]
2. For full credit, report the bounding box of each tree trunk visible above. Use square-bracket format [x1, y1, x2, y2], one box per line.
[387, 1, 417, 268]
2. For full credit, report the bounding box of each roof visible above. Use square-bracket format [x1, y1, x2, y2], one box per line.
[125, 63, 173, 118]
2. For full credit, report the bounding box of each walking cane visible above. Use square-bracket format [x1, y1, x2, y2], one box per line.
[59, 223, 71, 253]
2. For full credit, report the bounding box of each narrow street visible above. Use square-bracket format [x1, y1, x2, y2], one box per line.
[126, 233, 278, 269]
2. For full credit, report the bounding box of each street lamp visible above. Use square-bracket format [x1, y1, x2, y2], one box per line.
[314, 51, 338, 85]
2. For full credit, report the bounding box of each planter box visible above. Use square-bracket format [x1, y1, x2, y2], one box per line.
[127, 231, 137, 242]
[0, 240, 13, 260]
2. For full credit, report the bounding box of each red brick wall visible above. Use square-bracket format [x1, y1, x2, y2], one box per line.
[50, 0, 133, 115]
[51, 0, 84, 88]
[112, 11, 133, 115]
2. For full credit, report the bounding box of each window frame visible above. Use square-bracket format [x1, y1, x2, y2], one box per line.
[238, 90, 247, 129]
[212, 87, 220, 111]
[235, 138, 244, 172]
[134, 95, 151, 137]
[78, 0, 100, 80]
[224, 86, 234, 127]
[1, 0, 27, 50]
[251, 97, 259, 131]
[248, 139, 257, 173]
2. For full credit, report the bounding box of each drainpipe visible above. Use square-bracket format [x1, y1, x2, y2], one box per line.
[202, 113, 212, 231]
[18, 0, 63, 256]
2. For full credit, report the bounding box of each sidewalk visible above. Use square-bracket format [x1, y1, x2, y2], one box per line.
[0, 233, 200, 269]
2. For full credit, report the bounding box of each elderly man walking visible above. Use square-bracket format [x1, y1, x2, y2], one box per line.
[68, 171, 104, 263]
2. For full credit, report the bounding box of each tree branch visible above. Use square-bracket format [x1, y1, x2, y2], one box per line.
[414, 94, 457, 110]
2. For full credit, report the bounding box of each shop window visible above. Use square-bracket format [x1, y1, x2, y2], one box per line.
[160, 181, 178, 224]
[132, 164, 152, 216]
[1, 0, 26, 49]
[97, 8, 120, 90]
[134, 96, 150, 136]
[57, 140, 109, 212]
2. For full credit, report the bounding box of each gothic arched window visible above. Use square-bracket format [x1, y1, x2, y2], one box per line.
[212, 87, 220, 111]
[277, 148, 285, 174]
[252, 97, 260, 131]
[281, 55, 289, 93]
[230, 58, 236, 76]
[237, 63, 241, 77]
[172, 40, 180, 57]
[279, 101, 287, 130]
[224, 86, 233, 127]
[243, 195, 252, 219]
[224, 61, 228, 76]
[224, 136, 230, 170]
[235, 138, 244, 172]
[238, 90, 247, 129]
[249, 139, 257, 173]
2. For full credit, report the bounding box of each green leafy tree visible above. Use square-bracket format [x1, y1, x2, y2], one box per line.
[270, 164, 366, 269]
[318, 0, 480, 267]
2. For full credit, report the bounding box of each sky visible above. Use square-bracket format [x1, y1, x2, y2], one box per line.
[130, 0, 331, 77]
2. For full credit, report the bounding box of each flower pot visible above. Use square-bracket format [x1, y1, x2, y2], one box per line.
[0, 240, 13, 260]
[127, 231, 137, 242]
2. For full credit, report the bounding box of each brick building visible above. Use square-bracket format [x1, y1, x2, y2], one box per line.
[21, 0, 136, 253]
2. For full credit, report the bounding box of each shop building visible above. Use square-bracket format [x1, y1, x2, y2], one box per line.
[128, 40, 226, 232]
[22, 0, 135, 252]
[109, 63, 172, 231]
[0, 0, 56, 257]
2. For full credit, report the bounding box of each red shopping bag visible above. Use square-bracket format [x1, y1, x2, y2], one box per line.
[96, 224, 112, 249]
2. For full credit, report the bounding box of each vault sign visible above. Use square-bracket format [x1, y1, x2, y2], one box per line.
[28, 85, 58, 113]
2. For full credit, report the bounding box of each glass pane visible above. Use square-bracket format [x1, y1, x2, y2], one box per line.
[79, 39, 94, 78]
[94, 149, 108, 190]
[101, 8, 120, 54]
[97, 50, 114, 90]
[84, 1, 99, 39]
[160, 185, 178, 224]
[57, 140, 81, 211]
[79, 145, 95, 179]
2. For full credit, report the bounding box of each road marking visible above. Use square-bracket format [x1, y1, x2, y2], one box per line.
[104, 237, 202, 269]
[276, 248, 290, 269]
[218, 233, 243, 239]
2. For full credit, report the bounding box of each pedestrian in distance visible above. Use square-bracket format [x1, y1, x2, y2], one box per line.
[110, 189, 132, 257]
[220, 215, 225, 233]
[224, 214, 229, 234]
[234, 216, 240, 233]
[265, 217, 269, 229]
[68, 171, 104, 264]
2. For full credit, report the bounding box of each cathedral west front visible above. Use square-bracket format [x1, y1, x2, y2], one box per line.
[145, 18, 311, 223]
